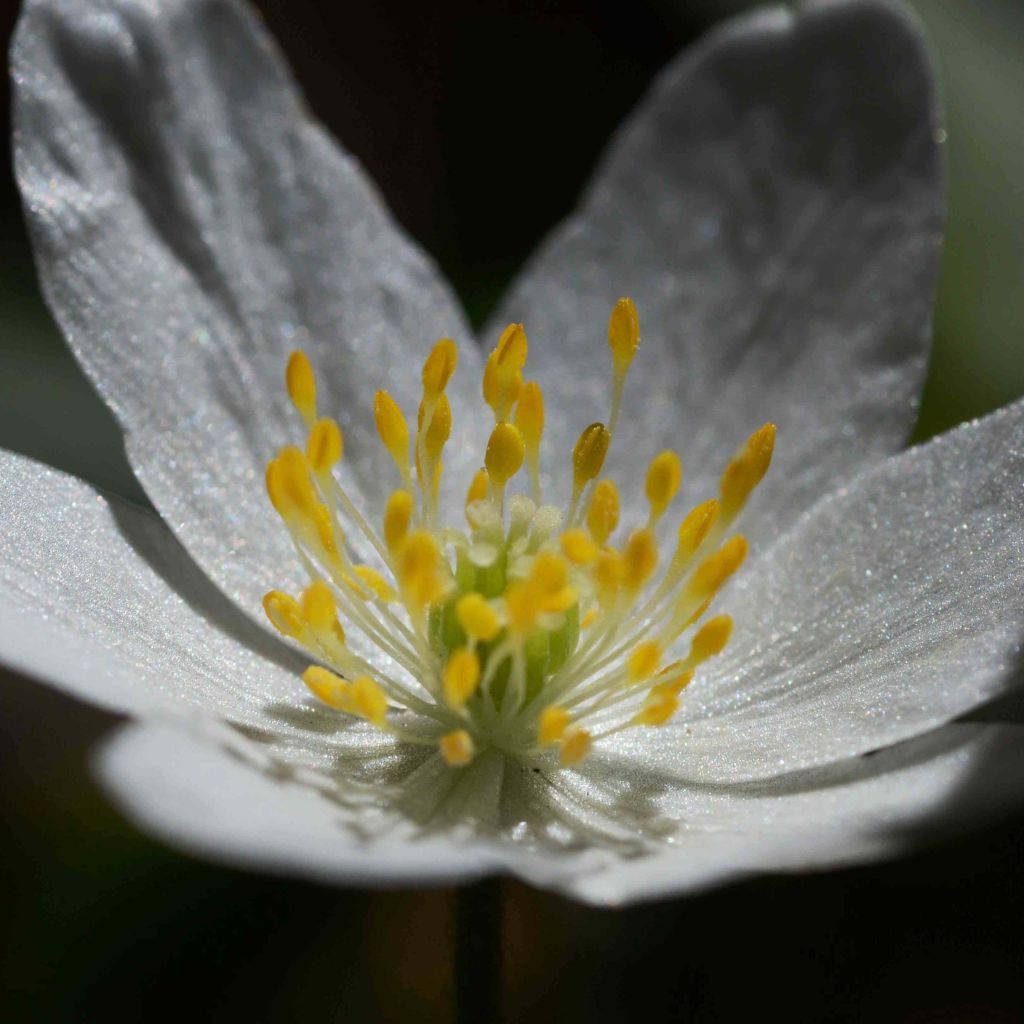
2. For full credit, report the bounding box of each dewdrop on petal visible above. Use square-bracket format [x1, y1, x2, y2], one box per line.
[264, 301, 774, 770]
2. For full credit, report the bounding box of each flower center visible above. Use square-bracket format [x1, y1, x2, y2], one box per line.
[262, 298, 774, 769]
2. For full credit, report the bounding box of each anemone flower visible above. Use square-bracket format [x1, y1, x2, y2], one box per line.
[5, 0, 1024, 906]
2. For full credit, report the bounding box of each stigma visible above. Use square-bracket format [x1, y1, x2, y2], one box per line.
[263, 298, 774, 770]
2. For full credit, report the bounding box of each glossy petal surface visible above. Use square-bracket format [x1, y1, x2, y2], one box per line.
[13, 0, 487, 625]
[488, 0, 943, 531]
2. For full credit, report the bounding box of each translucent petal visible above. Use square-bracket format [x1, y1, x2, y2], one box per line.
[667, 398, 1024, 782]
[12, 0, 488, 625]
[0, 448, 349, 727]
[487, 0, 943, 532]
[96, 715, 1024, 904]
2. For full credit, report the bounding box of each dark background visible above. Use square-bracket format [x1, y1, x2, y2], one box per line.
[2, 0, 1024, 1020]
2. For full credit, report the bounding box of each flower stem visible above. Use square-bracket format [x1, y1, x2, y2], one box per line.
[453, 878, 503, 1023]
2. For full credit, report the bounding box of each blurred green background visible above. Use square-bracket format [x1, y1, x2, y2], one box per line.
[2, 0, 1024, 1021]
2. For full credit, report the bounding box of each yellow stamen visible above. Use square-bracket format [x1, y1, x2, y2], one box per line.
[685, 536, 748, 602]
[263, 590, 305, 640]
[484, 422, 525, 504]
[607, 297, 640, 374]
[505, 581, 541, 636]
[396, 530, 448, 608]
[586, 478, 620, 546]
[307, 417, 343, 474]
[440, 729, 475, 766]
[623, 528, 658, 593]
[569, 422, 610, 522]
[465, 468, 490, 513]
[303, 665, 350, 709]
[607, 297, 639, 435]
[349, 675, 389, 726]
[515, 380, 545, 499]
[417, 393, 452, 465]
[720, 423, 776, 523]
[286, 350, 317, 426]
[633, 684, 678, 727]
[383, 490, 414, 553]
[374, 389, 411, 482]
[422, 338, 458, 397]
[538, 705, 571, 746]
[645, 450, 682, 525]
[444, 647, 481, 710]
[627, 639, 662, 682]
[674, 499, 720, 565]
[300, 579, 339, 631]
[456, 592, 501, 643]
[559, 725, 592, 766]
[561, 528, 599, 566]
[689, 614, 733, 664]
[483, 323, 528, 422]
[353, 566, 398, 603]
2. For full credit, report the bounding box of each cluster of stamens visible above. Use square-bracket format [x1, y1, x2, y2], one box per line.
[262, 298, 774, 769]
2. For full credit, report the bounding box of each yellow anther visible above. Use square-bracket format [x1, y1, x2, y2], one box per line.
[627, 639, 662, 682]
[307, 417, 343, 474]
[383, 490, 414, 553]
[538, 706, 571, 746]
[272, 446, 318, 518]
[440, 729, 475, 767]
[633, 685, 678, 727]
[659, 667, 695, 695]
[465, 469, 490, 517]
[265, 457, 288, 517]
[300, 579, 337, 631]
[286, 350, 317, 426]
[456, 592, 501, 642]
[263, 590, 305, 639]
[689, 614, 733, 664]
[422, 338, 458, 396]
[529, 552, 577, 613]
[580, 608, 599, 629]
[504, 581, 541, 635]
[515, 381, 545, 497]
[374, 389, 411, 476]
[443, 647, 481, 710]
[483, 323, 528, 421]
[495, 322, 529, 370]
[417, 393, 452, 464]
[561, 529, 599, 566]
[311, 504, 343, 565]
[484, 422, 526, 489]
[353, 566, 398, 603]
[572, 422, 611, 491]
[515, 381, 545, 450]
[623, 528, 658, 592]
[396, 530, 448, 607]
[586, 479, 620, 545]
[303, 665, 351, 710]
[607, 297, 640, 373]
[559, 725, 592, 766]
[686, 536, 748, 601]
[349, 675, 389, 727]
[720, 423, 776, 521]
[593, 549, 625, 605]
[645, 450, 682, 523]
[675, 499, 720, 564]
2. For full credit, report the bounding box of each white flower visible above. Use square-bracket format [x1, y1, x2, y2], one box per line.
[4, 0, 1024, 905]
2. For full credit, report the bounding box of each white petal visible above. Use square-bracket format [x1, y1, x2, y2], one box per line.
[669, 398, 1024, 782]
[0, 448, 314, 728]
[12, 0, 488, 625]
[568, 723, 1024, 904]
[95, 713, 1024, 904]
[487, 0, 942, 531]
